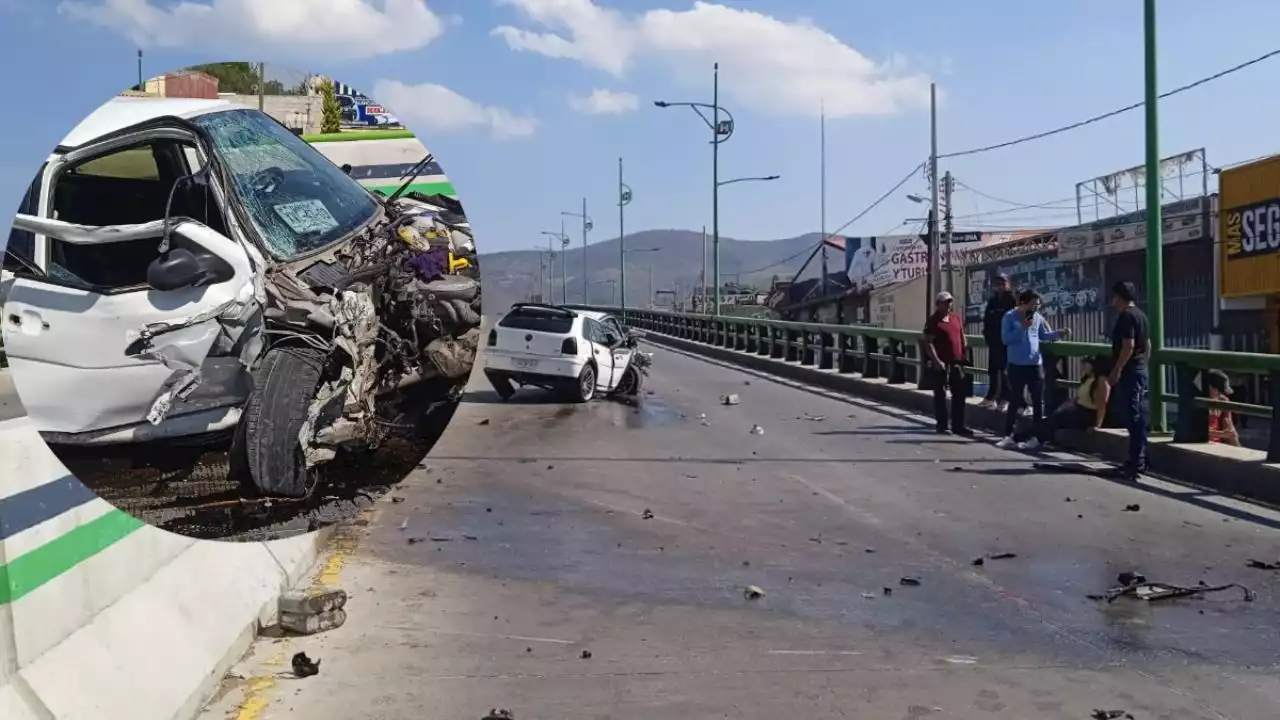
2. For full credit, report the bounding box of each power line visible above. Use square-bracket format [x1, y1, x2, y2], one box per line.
[940, 46, 1280, 160]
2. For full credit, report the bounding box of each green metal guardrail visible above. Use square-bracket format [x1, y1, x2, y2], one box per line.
[572, 305, 1280, 461]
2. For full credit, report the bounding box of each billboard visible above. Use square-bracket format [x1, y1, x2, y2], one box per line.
[843, 231, 1020, 291]
[1057, 197, 1206, 262]
[964, 252, 1103, 323]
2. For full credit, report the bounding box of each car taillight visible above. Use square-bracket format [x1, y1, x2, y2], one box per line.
[560, 337, 578, 355]
[487, 329, 497, 346]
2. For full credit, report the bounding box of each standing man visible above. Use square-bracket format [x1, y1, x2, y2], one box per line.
[1105, 281, 1151, 480]
[922, 291, 972, 436]
[995, 289, 1070, 450]
[980, 273, 1017, 410]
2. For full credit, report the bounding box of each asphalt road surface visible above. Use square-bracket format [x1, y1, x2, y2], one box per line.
[203, 343, 1280, 720]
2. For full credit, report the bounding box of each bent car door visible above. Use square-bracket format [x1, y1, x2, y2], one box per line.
[582, 318, 615, 392]
[3, 214, 254, 435]
[600, 317, 634, 391]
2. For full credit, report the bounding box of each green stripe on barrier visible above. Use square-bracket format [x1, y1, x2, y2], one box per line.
[303, 129, 416, 143]
[0, 510, 144, 605]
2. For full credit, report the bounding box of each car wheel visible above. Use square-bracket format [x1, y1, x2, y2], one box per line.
[232, 345, 327, 498]
[486, 370, 516, 400]
[614, 365, 644, 396]
[569, 364, 596, 403]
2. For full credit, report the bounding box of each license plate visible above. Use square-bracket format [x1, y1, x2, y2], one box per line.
[514, 358, 539, 370]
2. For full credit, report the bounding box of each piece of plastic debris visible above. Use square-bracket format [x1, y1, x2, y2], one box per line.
[1089, 578, 1254, 603]
[641, 509, 654, 520]
[972, 557, 985, 566]
[477, 418, 491, 425]
[431, 536, 452, 542]
[483, 710, 515, 720]
[861, 593, 876, 599]
[750, 425, 765, 435]
[408, 537, 425, 544]
[281, 609, 347, 635]
[1090, 710, 1134, 720]
[1123, 503, 1140, 512]
[899, 576, 922, 587]
[697, 413, 708, 420]
[722, 394, 740, 406]
[291, 651, 321, 678]
[744, 585, 765, 600]
[391, 496, 406, 504]
[1117, 571, 1146, 586]
[580, 650, 593, 659]
[882, 587, 893, 596]
[1246, 559, 1280, 570]
[987, 552, 1017, 560]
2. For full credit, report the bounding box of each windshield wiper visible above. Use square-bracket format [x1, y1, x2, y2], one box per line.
[386, 153, 435, 205]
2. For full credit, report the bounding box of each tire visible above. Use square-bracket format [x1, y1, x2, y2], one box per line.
[233, 346, 327, 498]
[568, 364, 596, 403]
[615, 365, 644, 396]
[486, 370, 516, 400]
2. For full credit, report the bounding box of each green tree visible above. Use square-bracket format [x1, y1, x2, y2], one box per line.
[186, 62, 259, 94]
[319, 81, 342, 134]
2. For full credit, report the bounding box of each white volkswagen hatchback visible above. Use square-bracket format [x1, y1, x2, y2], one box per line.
[1, 96, 481, 498]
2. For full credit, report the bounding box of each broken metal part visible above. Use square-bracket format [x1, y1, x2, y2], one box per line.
[1089, 580, 1255, 603]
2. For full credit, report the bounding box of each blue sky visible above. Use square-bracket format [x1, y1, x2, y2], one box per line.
[2, 0, 1280, 259]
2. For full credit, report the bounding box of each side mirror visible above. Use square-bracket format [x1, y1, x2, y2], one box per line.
[146, 246, 230, 291]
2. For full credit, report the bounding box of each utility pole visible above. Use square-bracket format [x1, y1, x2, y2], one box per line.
[536, 249, 545, 302]
[928, 82, 941, 301]
[1144, 0, 1166, 432]
[257, 62, 266, 111]
[942, 171, 954, 291]
[712, 63, 722, 316]
[923, 209, 937, 314]
[581, 197, 589, 304]
[618, 158, 633, 310]
[136, 49, 143, 91]
[560, 219, 569, 304]
[648, 262, 655, 309]
[819, 101, 829, 291]
[701, 226, 708, 314]
[547, 235, 556, 301]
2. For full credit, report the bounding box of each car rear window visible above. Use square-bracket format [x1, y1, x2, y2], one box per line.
[499, 308, 574, 334]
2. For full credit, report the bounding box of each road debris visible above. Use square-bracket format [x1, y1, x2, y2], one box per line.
[483, 710, 515, 720]
[1246, 559, 1280, 570]
[744, 585, 765, 600]
[1123, 504, 1140, 512]
[477, 419, 491, 426]
[882, 587, 893, 596]
[391, 496, 406, 504]
[1088, 572, 1255, 603]
[697, 413, 708, 420]
[641, 509, 655, 520]
[580, 650, 593, 659]
[750, 424, 765, 435]
[399, 518, 409, 530]
[971, 557, 985, 566]
[291, 651, 321, 678]
[987, 552, 1017, 560]
[861, 592, 877, 599]
[1090, 711, 1134, 720]
[721, 394, 741, 406]
[899, 576, 922, 587]
[408, 537, 425, 545]
[800, 414, 827, 422]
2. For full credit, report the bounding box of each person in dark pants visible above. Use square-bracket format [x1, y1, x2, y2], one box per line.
[995, 289, 1070, 450]
[1015, 355, 1112, 446]
[980, 273, 1016, 410]
[922, 291, 972, 436]
[1105, 281, 1151, 480]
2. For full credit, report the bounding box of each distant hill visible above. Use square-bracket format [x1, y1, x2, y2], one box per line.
[478, 230, 835, 314]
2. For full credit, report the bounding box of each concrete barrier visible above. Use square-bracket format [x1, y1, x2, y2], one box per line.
[0, 381, 334, 720]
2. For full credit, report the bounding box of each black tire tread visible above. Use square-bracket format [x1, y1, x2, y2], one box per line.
[242, 345, 326, 498]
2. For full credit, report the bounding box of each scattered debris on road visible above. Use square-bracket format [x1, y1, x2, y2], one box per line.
[483, 710, 515, 720]
[477, 419, 491, 426]
[580, 650, 593, 659]
[987, 552, 1018, 560]
[861, 592, 877, 599]
[399, 518, 409, 530]
[800, 414, 827, 422]
[882, 587, 893, 596]
[1089, 571, 1255, 603]
[291, 652, 321, 678]
[1123, 504, 1141, 512]
[750, 424, 765, 435]
[1064, 497, 1074, 502]
[279, 590, 349, 635]
[408, 537, 425, 544]
[642, 509, 655, 520]
[391, 496, 405, 504]
[721, 394, 741, 406]
[899, 576, 922, 587]
[744, 585, 765, 600]
[1090, 710, 1134, 720]
[1246, 559, 1280, 570]
[972, 557, 984, 566]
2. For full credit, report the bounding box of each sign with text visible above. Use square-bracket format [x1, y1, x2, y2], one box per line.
[964, 252, 1102, 322]
[1223, 198, 1280, 259]
[1058, 197, 1206, 261]
[843, 232, 991, 290]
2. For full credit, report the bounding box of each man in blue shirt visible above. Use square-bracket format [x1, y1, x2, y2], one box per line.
[995, 289, 1070, 450]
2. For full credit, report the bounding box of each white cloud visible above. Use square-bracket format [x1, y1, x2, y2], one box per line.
[569, 88, 639, 115]
[58, 0, 446, 59]
[372, 80, 537, 139]
[492, 0, 931, 119]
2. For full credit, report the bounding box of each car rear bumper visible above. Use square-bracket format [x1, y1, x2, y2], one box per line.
[483, 352, 584, 380]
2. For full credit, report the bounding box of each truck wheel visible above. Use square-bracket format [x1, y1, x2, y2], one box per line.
[234, 346, 327, 498]
[568, 364, 596, 403]
[486, 371, 516, 400]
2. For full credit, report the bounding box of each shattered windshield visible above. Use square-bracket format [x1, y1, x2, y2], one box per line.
[192, 109, 378, 260]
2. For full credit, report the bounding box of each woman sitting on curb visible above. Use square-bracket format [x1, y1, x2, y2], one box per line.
[1015, 355, 1111, 450]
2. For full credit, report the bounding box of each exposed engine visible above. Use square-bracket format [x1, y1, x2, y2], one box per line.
[261, 194, 481, 470]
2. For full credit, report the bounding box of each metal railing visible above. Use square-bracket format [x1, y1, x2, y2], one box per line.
[572, 305, 1280, 461]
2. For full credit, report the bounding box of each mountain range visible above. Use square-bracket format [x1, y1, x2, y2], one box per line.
[478, 230, 837, 313]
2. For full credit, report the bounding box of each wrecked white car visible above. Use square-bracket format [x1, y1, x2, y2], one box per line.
[0, 97, 481, 499]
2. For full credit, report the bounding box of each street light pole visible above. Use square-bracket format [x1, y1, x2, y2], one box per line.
[618, 158, 634, 311]
[928, 82, 940, 301]
[712, 63, 721, 316]
[1144, 0, 1167, 432]
[701, 226, 708, 314]
[581, 197, 589, 303]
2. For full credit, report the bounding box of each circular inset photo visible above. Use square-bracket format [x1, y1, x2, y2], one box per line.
[0, 62, 481, 541]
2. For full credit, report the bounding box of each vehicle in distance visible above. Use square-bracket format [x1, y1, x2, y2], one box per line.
[483, 304, 649, 402]
[0, 96, 481, 500]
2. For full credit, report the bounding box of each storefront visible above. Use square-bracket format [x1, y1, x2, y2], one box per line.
[1219, 154, 1280, 353]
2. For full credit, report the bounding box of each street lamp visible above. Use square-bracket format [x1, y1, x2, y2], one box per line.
[906, 193, 941, 299]
[625, 247, 660, 309]
[654, 62, 736, 315]
[618, 157, 634, 311]
[540, 228, 571, 304]
[531, 244, 552, 301]
[562, 201, 593, 304]
[590, 279, 617, 305]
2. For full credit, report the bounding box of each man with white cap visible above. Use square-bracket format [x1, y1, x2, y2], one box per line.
[922, 290, 971, 435]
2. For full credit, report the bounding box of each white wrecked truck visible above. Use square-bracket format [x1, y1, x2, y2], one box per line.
[0, 97, 481, 498]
